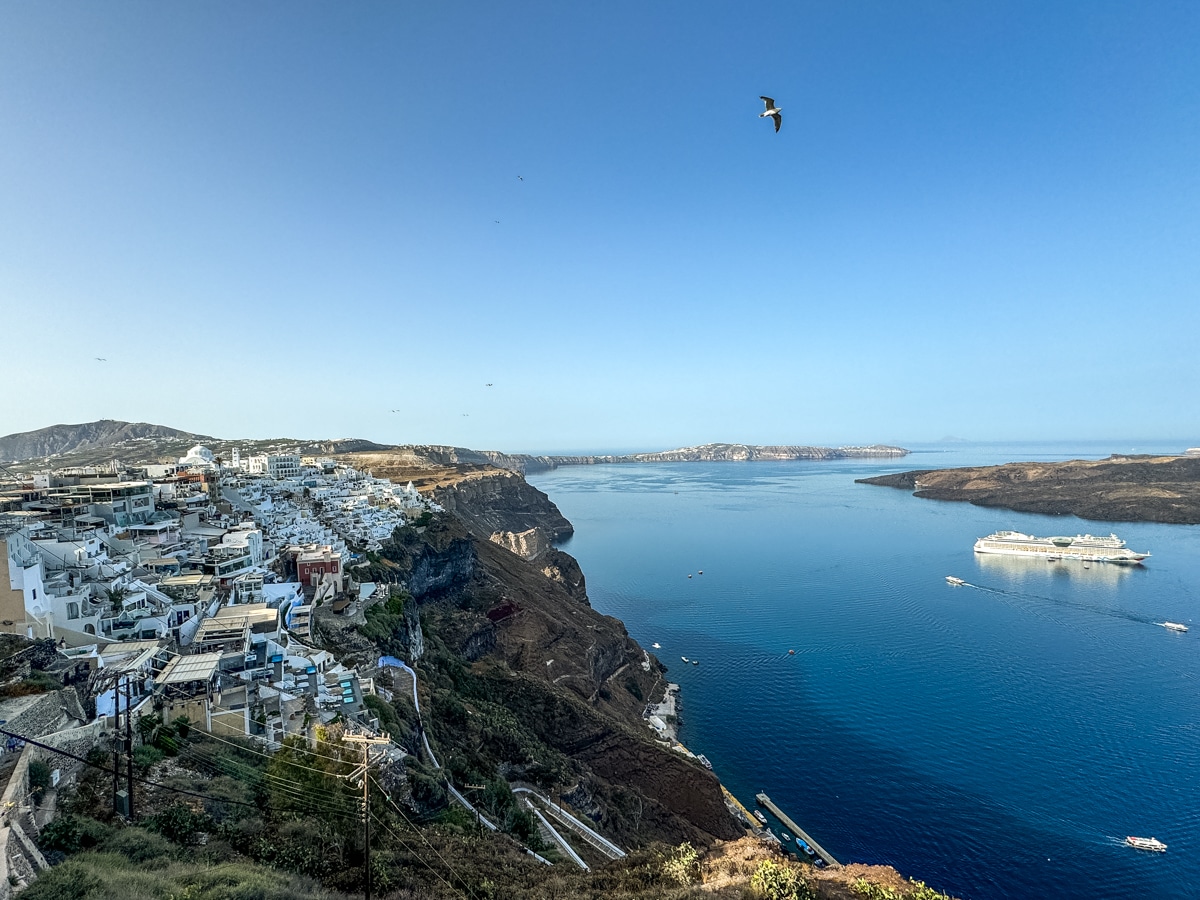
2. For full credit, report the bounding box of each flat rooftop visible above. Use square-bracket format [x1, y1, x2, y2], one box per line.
[158, 652, 223, 686]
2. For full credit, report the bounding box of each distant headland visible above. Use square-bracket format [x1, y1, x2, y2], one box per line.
[857, 454, 1200, 525]
[408, 442, 910, 474]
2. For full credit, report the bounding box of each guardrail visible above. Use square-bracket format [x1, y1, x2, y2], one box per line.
[512, 786, 626, 859]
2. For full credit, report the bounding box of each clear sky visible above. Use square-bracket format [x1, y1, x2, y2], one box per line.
[3, 1, 1198, 452]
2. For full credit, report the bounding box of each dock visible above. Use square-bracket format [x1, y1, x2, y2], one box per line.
[755, 793, 840, 869]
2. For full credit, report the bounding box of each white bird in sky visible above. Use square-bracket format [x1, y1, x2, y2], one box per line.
[759, 96, 781, 132]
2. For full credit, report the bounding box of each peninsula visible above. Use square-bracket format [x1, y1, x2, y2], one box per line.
[857, 454, 1200, 525]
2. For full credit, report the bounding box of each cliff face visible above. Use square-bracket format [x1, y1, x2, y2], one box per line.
[858, 454, 1200, 524]
[338, 451, 574, 541]
[358, 510, 738, 847]
[429, 468, 574, 542]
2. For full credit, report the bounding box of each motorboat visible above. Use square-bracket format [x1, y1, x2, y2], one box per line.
[1126, 836, 1167, 852]
[1161, 622, 1188, 633]
[945, 576, 966, 586]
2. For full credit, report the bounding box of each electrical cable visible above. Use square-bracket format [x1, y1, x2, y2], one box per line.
[0, 726, 257, 809]
[171, 742, 360, 812]
[368, 810, 477, 900]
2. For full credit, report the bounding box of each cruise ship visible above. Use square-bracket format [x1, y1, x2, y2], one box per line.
[974, 531, 1149, 564]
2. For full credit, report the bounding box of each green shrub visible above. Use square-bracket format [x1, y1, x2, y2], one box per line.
[662, 841, 699, 886]
[752, 858, 814, 900]
[29, 759, 52, 804]
[99, 826, 174, 864]
[16, 860, 103, 899]
[38, 815, 111, 855]
[149, 802, 212, 846]
[133, 744, 165, 771]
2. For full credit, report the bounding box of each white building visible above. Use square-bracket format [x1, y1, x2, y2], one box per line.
[178, 445, 216, 468]
[266, 455, 302, 480]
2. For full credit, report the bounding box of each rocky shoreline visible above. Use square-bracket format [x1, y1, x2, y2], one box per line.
[857, 454, 1200, 524]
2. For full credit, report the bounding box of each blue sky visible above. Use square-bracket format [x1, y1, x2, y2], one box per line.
[3, 1, 1198, 452]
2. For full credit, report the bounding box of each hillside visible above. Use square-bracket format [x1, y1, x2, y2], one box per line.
[857, 454, 1200, 524]
[0, 420, 210, 463]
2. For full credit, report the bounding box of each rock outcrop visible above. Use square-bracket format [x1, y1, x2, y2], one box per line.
[858, 454, 1200, 524]
[489, 526, 552, 560]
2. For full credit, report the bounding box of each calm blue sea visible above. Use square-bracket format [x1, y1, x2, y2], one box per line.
[529, 442, 1200, 900]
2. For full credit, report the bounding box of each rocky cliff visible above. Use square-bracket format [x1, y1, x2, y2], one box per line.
[353, 512, 739, 847]
[857, 454, 1200, 524]
[339, 450, 574, 542]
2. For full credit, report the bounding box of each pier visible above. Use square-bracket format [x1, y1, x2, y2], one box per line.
[755, 793, 840, 869]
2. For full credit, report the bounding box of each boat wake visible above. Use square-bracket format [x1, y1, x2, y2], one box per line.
[962, 582, 1171, 630]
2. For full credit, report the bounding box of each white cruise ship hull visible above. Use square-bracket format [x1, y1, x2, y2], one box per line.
[973, 531, 1149, 564]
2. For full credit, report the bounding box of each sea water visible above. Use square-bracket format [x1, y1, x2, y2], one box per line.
[529, 442, 1200, 900]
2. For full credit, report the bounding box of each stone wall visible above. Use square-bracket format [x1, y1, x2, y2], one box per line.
[0, 689, 86, 745]
[0, 720, 105, 899]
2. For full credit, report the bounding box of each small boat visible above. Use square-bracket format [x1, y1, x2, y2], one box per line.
[698, 570, 703, 574]
[691, 659, 699, 666]
[788, 649, 795, 655]
[652, 642, 661, 649]
[753, 810, 768, 825]
[1126, 836, 1167, 852]
[780, 832, 791, 842]
[945, 576, 966, 586]
[681, 656, 689, 663]
[688, 574, 693, 579]
[696, 754, 713, 770]
[1161, 622, 1188, 633]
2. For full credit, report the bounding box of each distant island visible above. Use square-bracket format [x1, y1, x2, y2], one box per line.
[411, 442, 910, 475]
[857, 454, 1200, 525]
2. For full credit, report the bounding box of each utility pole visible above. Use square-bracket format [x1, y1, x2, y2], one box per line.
[125, 674, 135, 819]
[344, 732, 391, 900]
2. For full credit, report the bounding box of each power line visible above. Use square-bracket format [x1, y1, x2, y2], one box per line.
[171, 742, 360, 812]
[368, 811, 477, 900]
[0, 726, 258, 809]
[370, 774, 485, 900]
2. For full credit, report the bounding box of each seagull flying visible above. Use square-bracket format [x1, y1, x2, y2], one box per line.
[485, 383, 493, 387]
[759, 96, 781, 133]
[95, 357, 107, 362]
[517, 175, 524, 181]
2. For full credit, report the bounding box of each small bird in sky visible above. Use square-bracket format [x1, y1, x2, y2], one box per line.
[494, 220, 500, 224]
[759, 96, 782, 132]
[517, 175, 524, 181]
[485, 383, 493, 387]
[462, 413, 470, 417]
[390, 409, 400, 413]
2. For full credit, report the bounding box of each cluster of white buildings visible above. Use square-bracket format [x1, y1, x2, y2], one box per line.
[0, 444, 442, 749]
